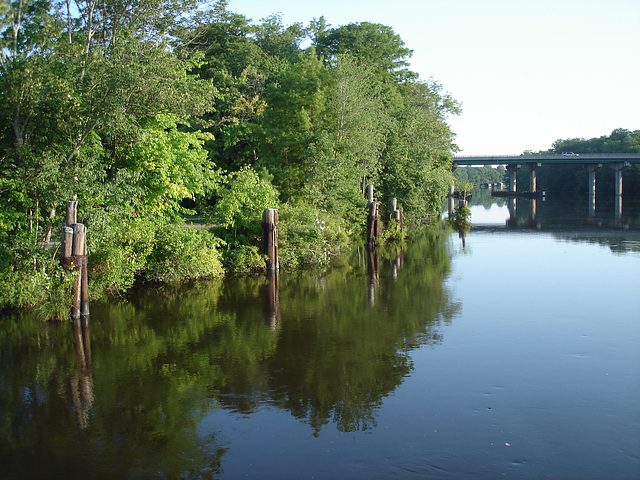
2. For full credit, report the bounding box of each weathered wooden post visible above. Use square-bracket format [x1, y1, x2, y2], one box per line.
[366, 184, 378, 247]
[61, 226, 74, 271]
[71, 223, 89, 319]
[392, 209, 404, 231]
[367, 201, 379, 248]
[262, 208, 279, 272]
[63, 201, 89, 319]
[79, 233, 89, 317]
[66, 200, 78, 227]
[367, 184, 374, 203]
[390, 197, 403, 231]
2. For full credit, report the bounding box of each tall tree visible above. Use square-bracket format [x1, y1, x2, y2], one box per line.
[314, 22, 416, 82]
[382, 80, 460, 222]
[0, 0, 223, 307]
[303, 53, 389, 219]
[256, 48, 331, 200]
[0, 0, 215, 241]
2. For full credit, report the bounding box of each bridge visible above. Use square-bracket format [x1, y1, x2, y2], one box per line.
[452, 153, 640, 197]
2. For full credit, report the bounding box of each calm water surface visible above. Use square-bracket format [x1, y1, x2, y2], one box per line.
[1, 192, 639, 479]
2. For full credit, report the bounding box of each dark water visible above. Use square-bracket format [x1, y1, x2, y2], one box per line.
[1, 192, 639, 479]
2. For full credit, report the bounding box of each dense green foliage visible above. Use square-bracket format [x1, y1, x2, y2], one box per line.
[517, 128, 640, 194]
[1, 0, 460, 315]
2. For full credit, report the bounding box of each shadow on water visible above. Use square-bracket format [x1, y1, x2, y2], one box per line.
[0, 226, 458, 479]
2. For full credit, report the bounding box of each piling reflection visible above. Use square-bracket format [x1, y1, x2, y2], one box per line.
[367, 247, 379, 305]
[391, 248, 404, 280]
[615, 195, 623, 223]
[524, 199, 540, 229]
[262, 272, 280, 329]
[506, 197, 517, 227]
[70, 317, 94, 429]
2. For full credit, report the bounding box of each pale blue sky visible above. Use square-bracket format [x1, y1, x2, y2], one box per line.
[227, 0, 639, 155]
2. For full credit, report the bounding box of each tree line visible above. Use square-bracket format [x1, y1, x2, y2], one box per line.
[453, 165, 506, 186]
[0, 0, 460, 314]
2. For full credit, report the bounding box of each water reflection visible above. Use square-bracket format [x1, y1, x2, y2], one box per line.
[465, 186, 640, 232]
[497, 194, 638, 232]
[0, 228, 457, 478]
[465, 189, 640, 254]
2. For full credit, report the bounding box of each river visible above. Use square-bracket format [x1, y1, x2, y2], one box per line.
[1, 191, 639, 479]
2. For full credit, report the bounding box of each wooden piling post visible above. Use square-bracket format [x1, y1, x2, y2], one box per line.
[66, 201, 78, 227]
[367, 201, 379, 248]
[63, 201, 89, 319]
[262, 208, 279, 272]
[71, 223, 88, 319]
[391, 198, 397, 212]
[367, 184, 374, 203]
[392, 209, 404, 230]
[61, 226, 74, 271]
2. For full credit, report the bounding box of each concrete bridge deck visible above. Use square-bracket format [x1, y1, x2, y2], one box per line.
[453, 153, 640, 166]
[452, 153, 640, 198]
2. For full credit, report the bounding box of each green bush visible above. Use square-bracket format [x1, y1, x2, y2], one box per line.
[89, 214, 223, 295]
[222, 245, 266, 273]
[207, 166, 280, 246]
[0, 231, 74, 320]
[278, 203, 352, 269]
[144, 224, 224, 283]
[88, 215, 157, 297]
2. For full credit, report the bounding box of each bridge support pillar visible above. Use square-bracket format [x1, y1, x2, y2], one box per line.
[506, 164, 521, 192]
[611, 161, 630, 197]
[527, 163, 542, 192]
[584, 163, 602, 199]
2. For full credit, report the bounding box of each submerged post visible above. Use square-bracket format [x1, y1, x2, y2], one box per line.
[262, 208, 279, 272]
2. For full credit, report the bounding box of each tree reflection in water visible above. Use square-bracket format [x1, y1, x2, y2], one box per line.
[0, 226, 458, 478]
